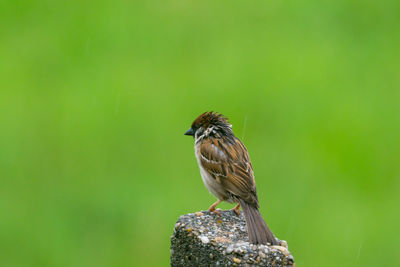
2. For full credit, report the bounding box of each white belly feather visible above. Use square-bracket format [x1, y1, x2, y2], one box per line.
[195, 143, 230, 201]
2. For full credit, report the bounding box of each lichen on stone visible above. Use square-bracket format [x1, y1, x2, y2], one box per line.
[170, 210, 295, 267]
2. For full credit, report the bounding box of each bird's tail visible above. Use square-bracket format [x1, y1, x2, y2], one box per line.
[240, 200, 278, 245]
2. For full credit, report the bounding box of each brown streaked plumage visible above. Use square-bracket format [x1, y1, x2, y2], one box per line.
[184, 112, 278, 245]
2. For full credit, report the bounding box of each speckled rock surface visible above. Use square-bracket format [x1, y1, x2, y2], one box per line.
[171, 210, 295, 267]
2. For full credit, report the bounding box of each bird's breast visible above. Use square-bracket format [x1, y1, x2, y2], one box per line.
[194, 143, 231, 202]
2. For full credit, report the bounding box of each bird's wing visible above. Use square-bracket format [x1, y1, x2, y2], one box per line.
[199, 137, 259, 206]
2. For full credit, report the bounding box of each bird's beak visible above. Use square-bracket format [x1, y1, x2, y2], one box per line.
[184, 128, 195, 136]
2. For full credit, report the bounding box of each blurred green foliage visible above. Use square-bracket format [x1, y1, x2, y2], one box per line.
[1, 0, 399, 266]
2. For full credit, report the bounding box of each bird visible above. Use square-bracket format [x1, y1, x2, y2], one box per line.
[184, 111, 278, 245]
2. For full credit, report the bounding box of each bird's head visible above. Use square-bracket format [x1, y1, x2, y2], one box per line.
[184, 112, 232, 139]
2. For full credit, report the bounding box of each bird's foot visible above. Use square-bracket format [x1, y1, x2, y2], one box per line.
[231, 203, 241, 215]
[208, 200, 222, 215]
[208, 208, 221, 215]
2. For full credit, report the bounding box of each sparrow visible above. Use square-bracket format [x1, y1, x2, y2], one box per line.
[184, 112, 278, 245]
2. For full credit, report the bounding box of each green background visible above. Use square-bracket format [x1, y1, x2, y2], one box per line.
[1, 1, 399, 266]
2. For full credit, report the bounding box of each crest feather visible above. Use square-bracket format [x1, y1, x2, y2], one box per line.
[192, 111, 231, 129]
